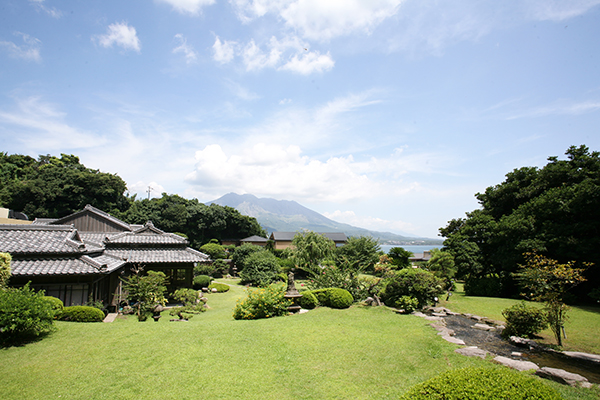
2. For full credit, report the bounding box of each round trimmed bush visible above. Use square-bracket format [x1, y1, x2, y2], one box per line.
[42, 296, 64, 318]
[325, 288, 353, 309]
[208, 282, 230, 293]
[299, 291, 318, 309]
[193, 274, 213, 289]
[502, 301, 547, 339]
[400, 366, 561, 400]
[60, 306, 105, 322]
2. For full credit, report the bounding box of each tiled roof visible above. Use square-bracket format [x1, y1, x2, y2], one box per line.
[241, 235, 268, 242]
[11, 256, 103, 276]
[31, 218, 57, 225]
[105, 248, 209, 263]
[270, 232, 347, 242]
[0, 224, 86, 254]
[51, 204, 132, 231]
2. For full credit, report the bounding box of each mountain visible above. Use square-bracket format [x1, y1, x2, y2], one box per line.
[207, 193, 442, 245]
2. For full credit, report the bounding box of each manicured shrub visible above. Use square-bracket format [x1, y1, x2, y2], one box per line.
[60, 306, 105, 322]
[233, 283, 291, 320]
[0, 252, 11, 288]
[395, 295, 419, 313]
[239, 250, 281, 287]
[299, 291, 318, 309]
[231, 243, 263, 272]
[380, 268, 444, 308]
[502, 301, 547, 338]
[193, 275, 213, 289]
[464, 274, 502, 297]
[0, 284, 56, 346]
[173, 288, 200, 305]
[208, 282, 230, 293]
[42, 296, 64, 318]
[200, 242, 227, 260]
[194, 263, 214, 276]
[325, 288, 353, 309]
[400, 366, 561, 400]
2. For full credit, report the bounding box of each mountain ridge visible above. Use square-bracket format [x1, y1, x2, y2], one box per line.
[207, 193, 443, 245]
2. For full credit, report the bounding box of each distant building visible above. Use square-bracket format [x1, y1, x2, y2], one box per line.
[409, 250, 432, 263]
[269, 232, 347, 250]
[0, 207, 31, 225]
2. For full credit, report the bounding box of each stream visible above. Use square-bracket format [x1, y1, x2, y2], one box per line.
[443, 314, 600, 384]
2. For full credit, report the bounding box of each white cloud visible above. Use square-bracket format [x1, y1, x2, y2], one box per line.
[279, 51, 334, 74]
[0, 32, 42, 62]
[94, 22, 141, 53]
[173, 34, 198, 64]
[242, 38, 283, 71]
[225, 79, 260, 101]
[489, 99, 600, 120]
[212, 36, 237, 64]
[156, 0, 215, 15]
[29, 0, 62, 18]
[0, 96, 105, 151]
[231, 0, 403, 41]
[524, 0, 600, 21]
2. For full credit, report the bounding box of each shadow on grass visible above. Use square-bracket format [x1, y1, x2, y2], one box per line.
[0, 329, 55, 349]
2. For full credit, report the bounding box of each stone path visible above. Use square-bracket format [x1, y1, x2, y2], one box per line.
[103, 313, 118, 323]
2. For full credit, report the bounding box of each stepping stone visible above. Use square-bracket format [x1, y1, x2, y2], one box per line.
[472, 323, 495, 331]
[103, 313, 118, 323]
[456, 347, 488, 359]
[562, 351, 600, 365]
[535, 367, 592, 388]
[442, 335, 465, 345]
[494, 356, 538, 371]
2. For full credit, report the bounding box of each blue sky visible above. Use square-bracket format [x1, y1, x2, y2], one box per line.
[1, 0, 599, 238]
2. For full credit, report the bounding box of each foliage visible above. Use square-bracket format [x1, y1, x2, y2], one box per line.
[305, 260, 371, 301]
[298, 290, 319, 309]
[208, 282, 230, 293]
[440, 145, 600, 300]
[0, 283, 56, 346]
[502, 301, 548, 338]
[0, 252, 11, 288]
[194, 263, 214, 276]
[193, 275, 213, 289]
[322, 288, 353, 309]
[336, 235, 380, 273]
[121, 269, 168, 318]
[231, 243, 264, 272]
[0, 153, 129, 218]
[373, 254, 394, 276]
[239, 250, 281, 287]
[172, 288, 199, 305]
[115, 194, 266, 249]
[200, 242, 227, 260]
[400, 366, 561, 400]
[232, 283, 291, 320]
[427, 249, 456, 290]
[60, 306, 105, 322]
[289, 230, 336, 273]
[380, 268, 444, 309]
[42, 296, 64, 318]
[388, 247, 413, 269]
[210, 259, 230, 278]
[464, 274, 502, 297]
[517, 252, 588, 346]
[396, 295, 419, 313]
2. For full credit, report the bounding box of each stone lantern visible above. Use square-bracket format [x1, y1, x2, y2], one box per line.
[284, 270, 302, 313]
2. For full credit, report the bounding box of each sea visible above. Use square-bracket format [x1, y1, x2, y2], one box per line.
[380, 244, 443, 254]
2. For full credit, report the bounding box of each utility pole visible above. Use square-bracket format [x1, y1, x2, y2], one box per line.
[146, 185, 153, 200]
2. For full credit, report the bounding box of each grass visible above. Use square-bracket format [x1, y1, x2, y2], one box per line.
[0, 279, 598, 399]
[439, 284, 600, 354]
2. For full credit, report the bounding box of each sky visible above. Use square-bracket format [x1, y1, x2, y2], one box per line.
[1, 0, 600, 239]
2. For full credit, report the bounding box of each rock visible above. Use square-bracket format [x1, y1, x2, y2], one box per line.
[412, 311, 427, 318]
[493, 356, 538, 371]
[472, 323, 495, 331]
[511, 352, 523, 357]
[455, 347, 488, 359]
[201, 287, 209, 293]
[211, 288, 218, 293]
[442, 335, 465, 345]
[431, 324, 455, 337]
[424, 316, 444, 321]
[508, 336, 539, 349]
[470, 315, 483, 321]
[535, 367, 592, 388]
[432, 312, 447, 317]
[562, 351, 600, 365]
[364, 297, 374, 305]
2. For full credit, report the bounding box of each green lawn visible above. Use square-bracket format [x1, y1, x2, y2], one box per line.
[440, 284, 600, 354]
[0, 279, 598, 399]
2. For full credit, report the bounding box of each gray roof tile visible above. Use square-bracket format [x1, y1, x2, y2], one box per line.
[105, 248, 209, 263]
[0, 224, 86, 254]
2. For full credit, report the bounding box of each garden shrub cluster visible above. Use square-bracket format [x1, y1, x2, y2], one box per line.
[464, 274, 503, 297]
[299, 288, 353, 309]
[233, 283, 290, 320]
[400, 366, 561, 400]
[239, 250, 281, 287]
[380, 268, 444, 309]
[396, 295, 419, 313]
[208, 282, 230, 292]
[170, 288, 206, 319]
[60, 306, 105, 322]
[193, 274, 213, 289]
[42, 296, 64, 318]
[0, 283, 56, 346]
[501, 301, 548, 339]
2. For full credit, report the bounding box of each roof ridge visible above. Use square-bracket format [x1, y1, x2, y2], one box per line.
[0, 224, 75, 231]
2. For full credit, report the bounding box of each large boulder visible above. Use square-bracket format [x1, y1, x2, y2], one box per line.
[493, 356, 538, 371]
[535, 367, 592, 388]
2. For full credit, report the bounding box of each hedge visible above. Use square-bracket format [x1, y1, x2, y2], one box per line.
[60, 306, 105, 322]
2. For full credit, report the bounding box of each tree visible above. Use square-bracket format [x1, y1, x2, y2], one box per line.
[441, 145, 600, 300]
[427, 249, 456, 290]
[336, 235, 381, 274]
[121, 268, 168, 320]
[516, 252, 588, 346]
[239, 250, 281, 287]
[387, 247, 413, 269]
[0, 252, 11, 288]
[289, 230, 336, 273]
[199, 242, 226, 260]
[231, 243, 264, 272]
